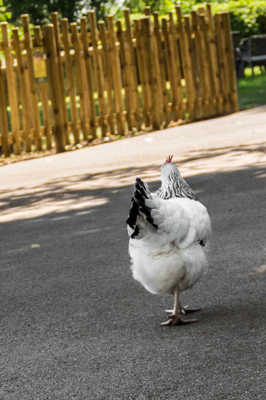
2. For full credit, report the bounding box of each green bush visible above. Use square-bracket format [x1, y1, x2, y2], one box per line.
[163, 1, 266, 39]
[205, 1, 266, 39]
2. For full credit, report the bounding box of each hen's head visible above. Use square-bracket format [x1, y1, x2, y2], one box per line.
[160, 155, 180, 183]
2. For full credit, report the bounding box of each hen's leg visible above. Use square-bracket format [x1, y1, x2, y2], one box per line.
[161, 288, 199, 326]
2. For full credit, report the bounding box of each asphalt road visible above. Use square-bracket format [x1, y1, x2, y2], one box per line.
[0, 107, 266, 399]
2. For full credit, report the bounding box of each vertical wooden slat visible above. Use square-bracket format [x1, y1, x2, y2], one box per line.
[107, 15, 125, 135]
[0, 61, 10, 157]
[198, 14, 214, 116]
[198, 13, 216, 116]
[70, 22, 89, 140]
[176, 8, 194, 120]
[191, 11, 205, 119]
[33, 25, 42, 45]
[13, 27, 32, 152]
[206, 5, 223, 115]
[43, 24, 65, 153]
[61, 18, 80, 144]
[21, 14, 42, 151]
[51, 12, 70, 144]
[144, 6, 151, 16]
[39, 81, 52, 150]
[162, 17, 179, 122]
[140, 16, 162, 130]
[153, 13, 169, 126]
[22, 53, 35, 133]
[134, 19, 148, 127]
[219, 13, 233, 114]
[80, 17, 97, 139]
[1, 22, 20, 154]
[149, 17, 163, 130]
[116, 19, 132, 132]
[215, 13, 229, 114]
[33, 25, 50, 150]
[184, 16, 198, 121]
[88, 10, 107, 137]
[168, 12, 184, 120]
[98, 20, 115, 135]
[133, 19, 143, 127]
[196, 13, 211, 117]
[141, 17, 153, 127]
[222, 12, 239, 112]
[123, 9, 140, 130]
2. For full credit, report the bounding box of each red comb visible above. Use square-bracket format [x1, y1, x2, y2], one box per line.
[165, 154, 173, 163]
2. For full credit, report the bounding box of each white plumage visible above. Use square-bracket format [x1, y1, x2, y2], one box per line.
[126, 157, 211, 326]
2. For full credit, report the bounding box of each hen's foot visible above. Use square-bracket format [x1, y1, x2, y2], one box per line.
[165, 305, 201, 316]
[182, 305, 201, 315]
[160, 315, 199, 326]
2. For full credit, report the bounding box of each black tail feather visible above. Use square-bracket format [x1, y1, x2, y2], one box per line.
[126, 178, 158, 237]
[126, 198, 139, 229]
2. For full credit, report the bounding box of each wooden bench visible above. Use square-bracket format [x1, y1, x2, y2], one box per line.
[240, 34, 266, 75]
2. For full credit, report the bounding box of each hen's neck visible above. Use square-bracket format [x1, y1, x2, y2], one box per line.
[157, 177, 182, 199]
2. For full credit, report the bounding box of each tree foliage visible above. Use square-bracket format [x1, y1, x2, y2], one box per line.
[122, 0, 174, 14]
[0, 0, 11, 22]
[5, 0, 116, 24]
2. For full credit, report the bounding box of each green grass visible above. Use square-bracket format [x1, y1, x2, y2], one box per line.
[238, 67, 266, 110]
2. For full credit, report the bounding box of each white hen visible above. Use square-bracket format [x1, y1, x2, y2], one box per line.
[126, 156, 211, 326]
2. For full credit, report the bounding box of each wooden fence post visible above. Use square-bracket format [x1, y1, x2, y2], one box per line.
[141, 15, 162, 129]
[0, 60, 10, 157]
[1, 22, 21, 155]
[215, 13, 231, 114]
[107, 15, 126, 135]
[12, 27, 32, 153]
[70, 22, 90, 141]
[21, 15, 42, 151]
[116, 19, 132, 132]
[51, 12, 70, 145]
[150, 15, 164, 129]
[198, 14, 216, 116]
[175, 7, 193, 120]
[134, 19, 149, 127]
[168, 12, 184, 121]
[42, 24, 65, 153]
[123, 9, 141, 130]
[39, 81, 53, 150]
[140, 17, 153, 127]
[223, 12, 239, 112]
[61, 18, 80, 145]
[98, 20, 115, 135]
[190, 11, 205, 119]
[80, 17, 97, 139]
[88, 10, 107, 137]
[153, 13, 169, 126]
[206, 5, 223, 115]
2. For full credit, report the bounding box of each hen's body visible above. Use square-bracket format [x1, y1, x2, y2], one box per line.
[129, 197, 210, 295]
[127, 158, 211, 326]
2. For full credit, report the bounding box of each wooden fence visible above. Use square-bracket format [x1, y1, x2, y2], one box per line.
[0, 5, 238, 157]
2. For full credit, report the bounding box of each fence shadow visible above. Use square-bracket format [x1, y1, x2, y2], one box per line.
[0, 140, 265, 221]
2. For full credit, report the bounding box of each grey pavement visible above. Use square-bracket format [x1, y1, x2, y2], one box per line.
[0, 107, 266, 399]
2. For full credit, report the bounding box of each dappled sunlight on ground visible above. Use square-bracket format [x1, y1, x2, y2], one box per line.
[0, 196, 108, 222]
[0, 151, 265, 223]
